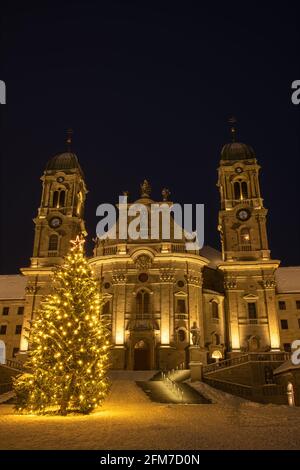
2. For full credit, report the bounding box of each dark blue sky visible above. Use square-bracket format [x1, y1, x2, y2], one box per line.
[1, 1, 299, 272]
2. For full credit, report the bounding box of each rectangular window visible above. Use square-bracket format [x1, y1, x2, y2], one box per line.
[247, 302, 257, 319]
[283, 343, 291, 353]
[177, 299, 186, 314]
[17, 306, 24, 315]
[296, 300, 300, 310]
[2, 307, 9, 316]
[280, 319, 288, 330]
[15, 325, 22, 335]
[298, 318, 300, 329]
[0, 325, 7, 335]
[278, 301, 286, 310]
[13, 347, 19, 358]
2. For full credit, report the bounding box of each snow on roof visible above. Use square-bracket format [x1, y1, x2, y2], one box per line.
[0, 275, 27, 300]
[275, 267, 300, 294]
[273, 359, 300, 375]
[200, 245, 222, 269]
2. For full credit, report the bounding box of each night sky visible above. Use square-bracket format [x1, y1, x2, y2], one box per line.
[1, 1, 299, 273]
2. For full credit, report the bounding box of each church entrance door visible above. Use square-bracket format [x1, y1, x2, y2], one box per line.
[134, 340, 150, 370]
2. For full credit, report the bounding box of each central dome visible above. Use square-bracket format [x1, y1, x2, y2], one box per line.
[46, 152, 82, 172]
[221, 142, 256, 161]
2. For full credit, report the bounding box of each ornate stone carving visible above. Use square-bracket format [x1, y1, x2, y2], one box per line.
[224, 277, 237, 289]
[135, 255, 152, 271]
[184, 272, 202, 286]
[112, 270, 127, 284]
[262, 278, 276, 289]
[159, 268, 175, 283]
[25, 285, 41, 295]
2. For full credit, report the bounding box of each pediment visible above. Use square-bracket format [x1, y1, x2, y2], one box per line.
[174, 290, 188, 297]
[243, 293, 258, 301]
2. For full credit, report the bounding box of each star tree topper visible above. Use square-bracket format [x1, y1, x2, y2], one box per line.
[70, 234, 85, 251]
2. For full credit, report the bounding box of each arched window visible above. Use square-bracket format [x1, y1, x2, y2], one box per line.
[233, 180, 248, 200]
[76, 192, 83, 215]
[212, 301, 219, 319]
[59, 190, 66, 207]
[48, 234, 58, 251]
[136, 290, 150, 317]
[241, 227, 251, 245]
[248, 335, 259, 351]
[241, 181, 248, 199]
[52, 189, 66, 208]
[53, 191, 59, 208]
[234, 182, 241, 200]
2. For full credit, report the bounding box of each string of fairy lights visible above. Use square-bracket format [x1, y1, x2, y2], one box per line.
[14, 236, 111, 415]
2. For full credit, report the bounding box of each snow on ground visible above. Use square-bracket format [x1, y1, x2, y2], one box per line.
[1, 376, 300, 450]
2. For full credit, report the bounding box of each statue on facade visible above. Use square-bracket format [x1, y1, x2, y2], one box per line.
[140, 179, 151, 198]
[161, 188, 170, 201]
[190, 321, 201, 346]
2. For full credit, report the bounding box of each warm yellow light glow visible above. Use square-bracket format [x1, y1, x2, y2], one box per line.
[115, 328, 124, 345]
[270, 330, 280, 350]
[212, 350, 222, 360]
[161, 330, 170, 345]
[231, 331, 240, 350]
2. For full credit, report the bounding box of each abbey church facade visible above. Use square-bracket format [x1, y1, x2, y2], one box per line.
[1, 136, 300, 370]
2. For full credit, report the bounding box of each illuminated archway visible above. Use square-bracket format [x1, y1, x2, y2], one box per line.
[212, 350, 222, 362]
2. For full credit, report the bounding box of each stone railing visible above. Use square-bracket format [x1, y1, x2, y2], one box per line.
[203, 354, 250, 374]
[203, 377, 253, 399]
[5, 359, 24, 370]
[172, 244, 186, 253]
[262, 384, 285, 396]
[203, 352, 289, 375]
[103, 246, 118, 256]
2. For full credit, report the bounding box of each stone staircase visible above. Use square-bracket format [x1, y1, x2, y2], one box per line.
[202, 352, 289, 404]
[136, 368, 210, 404]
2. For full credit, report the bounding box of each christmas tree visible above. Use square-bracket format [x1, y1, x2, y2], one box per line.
[14, 236, 111, 415]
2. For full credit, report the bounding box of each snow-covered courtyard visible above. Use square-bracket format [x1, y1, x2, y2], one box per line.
[1, 373, 300, 450]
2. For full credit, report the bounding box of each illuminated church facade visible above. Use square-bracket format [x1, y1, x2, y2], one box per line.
[1, 134, 300, 370]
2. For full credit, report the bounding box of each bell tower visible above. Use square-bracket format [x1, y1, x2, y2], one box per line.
[217, 121, 269, 262]
[31, 130, 87, 267]
[19, 131, 87, 355]
[217, 121, 281, 354]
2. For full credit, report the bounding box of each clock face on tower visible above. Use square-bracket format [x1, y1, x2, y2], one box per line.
[237, 208, 251, 221]
[49, 217, 62, 228]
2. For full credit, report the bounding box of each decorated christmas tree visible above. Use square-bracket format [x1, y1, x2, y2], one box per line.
[14, 236, 111, 415]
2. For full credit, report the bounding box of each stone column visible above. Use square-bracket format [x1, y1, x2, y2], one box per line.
[158, 268, 174, 369]
[111, 269, 127, 369]
[224, 276, 241, 352]
[263, 277, 280, 350]
[185, 268, 204, 348]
